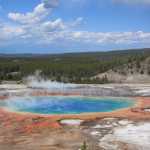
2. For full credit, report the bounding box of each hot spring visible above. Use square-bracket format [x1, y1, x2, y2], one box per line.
[0, 96, 134, 115]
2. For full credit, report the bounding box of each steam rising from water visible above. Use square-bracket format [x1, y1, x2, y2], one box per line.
[25, 75, 78, 90]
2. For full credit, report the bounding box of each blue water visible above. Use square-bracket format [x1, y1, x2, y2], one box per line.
[0, 96, 134, 114]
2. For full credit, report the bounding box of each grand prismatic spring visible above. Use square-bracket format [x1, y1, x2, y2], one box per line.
[1, 81, 150, 150]
[0, 96, 134, 115]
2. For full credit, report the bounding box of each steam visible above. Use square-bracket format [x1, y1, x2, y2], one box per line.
[24, 75, 78, 90]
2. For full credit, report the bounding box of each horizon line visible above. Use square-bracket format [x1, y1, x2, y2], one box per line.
[0, 47, 150, 55]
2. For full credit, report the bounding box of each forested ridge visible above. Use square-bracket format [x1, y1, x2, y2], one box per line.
[0, 48, 150, 84]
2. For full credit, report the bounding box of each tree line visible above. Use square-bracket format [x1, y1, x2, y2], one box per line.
[0, 48, 150, 84]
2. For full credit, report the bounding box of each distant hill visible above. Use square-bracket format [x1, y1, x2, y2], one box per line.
[0, 48, 150, 58]
[0, 48, 150, 84]
[94, 56, 150, 83]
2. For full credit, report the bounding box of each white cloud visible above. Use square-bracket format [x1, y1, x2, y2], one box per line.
[8, 0, 58, 24]
[8, 4, 47, 24]
[0, 25, 25, 40]
[30, 30, 150, 46]
[0, 24, 26, 46]
[1, 20, 150, 47]
[42, 18, 66, 31]
[113, 0, 150, 4]
[70, 31, 150, 44]
[70, 17, 83, 27]
[43, 0, 59, 8]
[0, 16, 84, 45]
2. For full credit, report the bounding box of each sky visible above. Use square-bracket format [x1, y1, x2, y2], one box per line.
[0, 0, 150, 53]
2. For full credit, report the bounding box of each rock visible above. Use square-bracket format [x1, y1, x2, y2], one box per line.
[90, 131, 100, 136]
[144, 108, 150, 112]
[60, 119, 84, 126]
[92, 124, 103, 129]
[102, 118, 117, 121]
[118, 120, 132, 126]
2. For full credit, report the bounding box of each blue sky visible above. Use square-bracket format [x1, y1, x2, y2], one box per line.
[0, 0, 150, 53]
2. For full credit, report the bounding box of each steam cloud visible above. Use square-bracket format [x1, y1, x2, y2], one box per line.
[25, 75, 78, 90]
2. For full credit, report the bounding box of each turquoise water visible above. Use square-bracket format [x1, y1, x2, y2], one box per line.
[0, 96, 134, 114]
